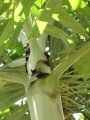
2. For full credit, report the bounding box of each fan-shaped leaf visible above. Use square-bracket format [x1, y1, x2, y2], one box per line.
[69, 0, 90, 19]
[45, 24, 76, 50]
[29, 0, 61, 38]
[0, 82, 25, 111]
[73, 50, 90, 81]
[52, 7, 88, 39]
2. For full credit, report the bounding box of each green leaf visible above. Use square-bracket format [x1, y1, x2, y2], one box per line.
[0, 17, 14, 54]
[0, 56, 6, 64]
[0, 82, 25, 111]
[35, 0, 46, 8]
[50, 41, 90, 80]
[31, 5, 41, 16]
[0, 3, 11, 15]
[0, 80, 6, 89]
[69, 0, 90, 19]
[62, 0, 71, 7]
[73, 50, 90, 81]
[0, 19, 10, 36]
[78, 114, 84, 120]
[0, 0, 5, 8]
[0, 0, 36, 52]
[8, 0, 36, 48]
[45, 24, 76, 50]
[29, 0, 61, 38]
[52, 7, 88, 39]
[6, 104, 29, 120]
[77, 13, 90, 29]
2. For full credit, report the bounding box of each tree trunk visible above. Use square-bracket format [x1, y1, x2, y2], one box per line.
[25, 77, 65, 120]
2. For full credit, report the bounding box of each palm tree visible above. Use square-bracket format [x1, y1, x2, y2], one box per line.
[0, 0, 90, 120]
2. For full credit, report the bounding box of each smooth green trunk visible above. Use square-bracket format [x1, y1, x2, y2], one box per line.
[25, 77, 65, 120]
